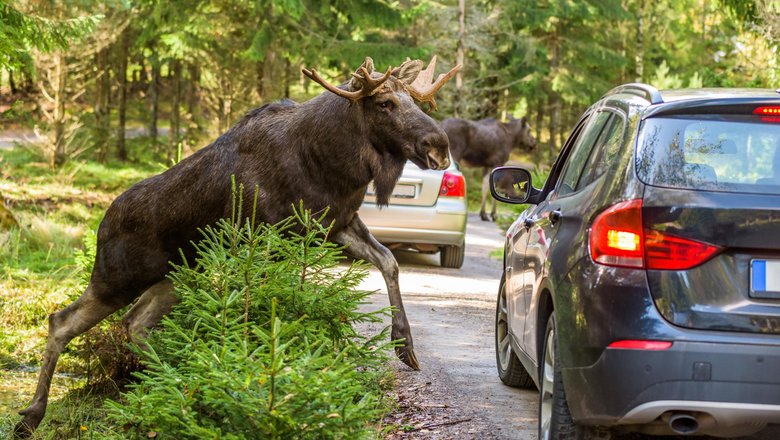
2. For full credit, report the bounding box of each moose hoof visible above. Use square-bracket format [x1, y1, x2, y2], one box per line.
[15, 406, 44, 438]
[396, 346, 421, 371]
[480, 212, 490, 221]
[13, 419, 35, 439]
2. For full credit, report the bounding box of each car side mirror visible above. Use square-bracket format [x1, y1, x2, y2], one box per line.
[490, 167, 533, 204]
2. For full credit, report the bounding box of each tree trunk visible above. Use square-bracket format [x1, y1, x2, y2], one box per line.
[255, 61, 265, 102]
[455, 0, 466, 118]
[500, 89, 509, 122]
[53, 52, 67, 168]
[534, 96, 543, 144]
[169, 59, 182, 160]
[148, 52, 160, 144]
[116, 29, 129, 161]
[23, 68, 34, 92]
[482, 76, 499, 119]
[284, 57, 291, 99]
[8, 70, 16, 94]
[94, 47, 110, 162]
[548, 93, 560, 157]
[531, 97, 544, 165]
[547, 23, 561, 156]
[635, 0, 645, 82]
[187, 63, 200, 123]
[558, 105, 567, 149]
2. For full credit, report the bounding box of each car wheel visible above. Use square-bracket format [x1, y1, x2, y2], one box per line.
[440, 244, 465, 268]
[495, 275, 535, 388]
[539, 313, 589, 440]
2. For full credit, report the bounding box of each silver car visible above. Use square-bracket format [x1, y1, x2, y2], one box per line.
[359, 159, 467, 268]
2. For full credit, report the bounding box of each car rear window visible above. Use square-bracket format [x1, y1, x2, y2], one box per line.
[636, 115, 780, 194]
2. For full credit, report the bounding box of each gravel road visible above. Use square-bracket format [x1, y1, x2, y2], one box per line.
[359, 214, 538, 439]
[359, 213, 780, 440]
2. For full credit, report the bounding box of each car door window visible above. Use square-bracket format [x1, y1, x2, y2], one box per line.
[542, 116, 592, 197]
[556, 111, 615, 198]
[576, 111, 626, 190]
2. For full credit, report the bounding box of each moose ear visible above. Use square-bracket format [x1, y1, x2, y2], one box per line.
[349, 57, 376, 91]
[357, 57, 374, 74]
[392, 58, 424, 84]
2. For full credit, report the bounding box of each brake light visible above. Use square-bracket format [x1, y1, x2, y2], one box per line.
[439, 171, 465, 197]
[607, 340, 673, 350]
[590, 199, 644, 268]
[753, 106, 780, 115]
[753, 107, 780, 122]
[589, 199, 722, 270]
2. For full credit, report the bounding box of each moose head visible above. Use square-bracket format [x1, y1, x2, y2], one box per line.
[508, 116, 537, 152]
[303, 56, 460, 172]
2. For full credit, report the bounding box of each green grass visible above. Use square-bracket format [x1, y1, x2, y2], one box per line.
[0, 145, 161, 437]
[0, 147, 157, 364]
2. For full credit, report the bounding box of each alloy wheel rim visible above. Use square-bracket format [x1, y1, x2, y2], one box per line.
[540, 327, 555, 440]
[496, 286, 512, 371]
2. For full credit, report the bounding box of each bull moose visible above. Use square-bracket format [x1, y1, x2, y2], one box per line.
[441, 116, 536, 221]
[15, 56, 460, 437]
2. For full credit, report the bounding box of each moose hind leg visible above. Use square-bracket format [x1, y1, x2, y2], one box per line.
[480, 168, 491, 221]
[122, 279, 179, 344]
[490, 187, 498, 222]
[15, 284, 129, 437]
[332, 214, 420, 371]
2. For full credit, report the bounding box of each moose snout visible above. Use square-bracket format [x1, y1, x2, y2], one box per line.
[418, 132, 450, 170]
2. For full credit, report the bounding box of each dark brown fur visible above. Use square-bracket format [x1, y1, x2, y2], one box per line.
[441, 116, 536, 220]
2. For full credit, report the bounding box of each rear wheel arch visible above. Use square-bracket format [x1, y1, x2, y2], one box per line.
[536, 287, 554, 368]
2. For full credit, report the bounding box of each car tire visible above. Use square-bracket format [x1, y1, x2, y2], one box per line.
[440, 244, 465, 268]
[539, 313, 590, 440]
[495, 275, 535, 388]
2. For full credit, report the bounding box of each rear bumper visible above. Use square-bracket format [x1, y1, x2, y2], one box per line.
[358, 197, 467, 247]
[564, 340, 780, 434]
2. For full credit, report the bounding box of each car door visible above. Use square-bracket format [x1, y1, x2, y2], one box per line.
[505, 115, 591, 347]
[521, 109, 627, 361]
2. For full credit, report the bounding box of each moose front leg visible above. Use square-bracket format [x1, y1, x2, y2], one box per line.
[332, 214, 420, 370]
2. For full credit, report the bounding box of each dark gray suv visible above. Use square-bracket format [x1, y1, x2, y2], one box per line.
[490, 84, 780, 439]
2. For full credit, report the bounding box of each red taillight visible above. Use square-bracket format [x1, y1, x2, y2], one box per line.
[590, 199, 644, 268]
[644, 230, 721, 270]
[607, 340, 673, 350]
[753, 107, 780, 122]
[589, 199, 722, 270]
[753, 106, 780, 115]
[439, 171, 465, 197]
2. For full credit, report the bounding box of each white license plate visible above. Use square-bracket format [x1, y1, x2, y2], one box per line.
[366, 183, 416, 199]
[751, 259, 780, 296]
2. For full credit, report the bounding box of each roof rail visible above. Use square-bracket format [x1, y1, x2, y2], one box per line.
[605, 83, 663, 105]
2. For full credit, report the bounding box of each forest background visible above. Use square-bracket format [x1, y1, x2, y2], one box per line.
[1, 0, 780, 437]
[3, 0, 779, 168]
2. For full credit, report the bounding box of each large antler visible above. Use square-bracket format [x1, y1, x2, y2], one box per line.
[302, 57, 392, 104]
[405, 56, 462, 111]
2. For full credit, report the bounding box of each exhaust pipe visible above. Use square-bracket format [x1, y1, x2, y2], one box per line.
[668, 412, 700, 435]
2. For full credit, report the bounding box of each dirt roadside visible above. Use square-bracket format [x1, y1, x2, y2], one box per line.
[359, 214, 538, 439]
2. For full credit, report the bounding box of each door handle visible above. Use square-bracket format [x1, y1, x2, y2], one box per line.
[549, 210, 562, 225]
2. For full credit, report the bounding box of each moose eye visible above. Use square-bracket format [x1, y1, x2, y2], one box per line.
[378, 100, 395, 111]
